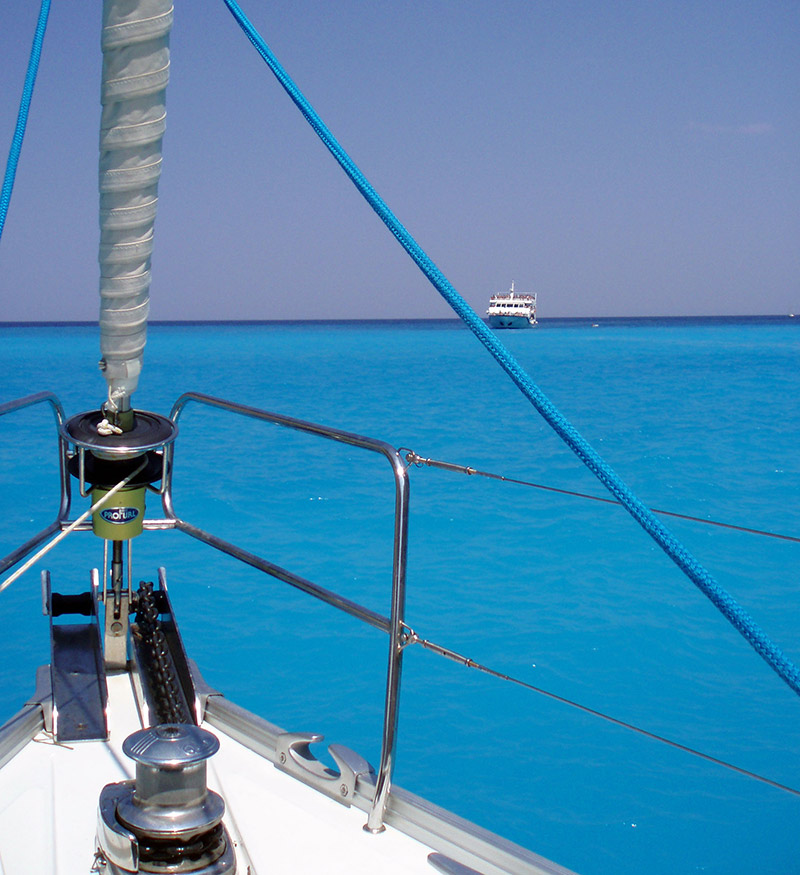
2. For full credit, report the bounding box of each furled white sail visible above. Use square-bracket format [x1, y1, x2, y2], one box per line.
[98, 0, 172, 420]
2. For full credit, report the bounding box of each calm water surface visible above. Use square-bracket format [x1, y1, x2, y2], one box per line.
[0, 317, 798, 874]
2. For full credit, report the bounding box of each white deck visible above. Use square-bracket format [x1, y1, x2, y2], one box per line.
[0, 673, 438, 875]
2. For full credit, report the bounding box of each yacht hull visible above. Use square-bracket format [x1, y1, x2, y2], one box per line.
[488, 315, 536, 329]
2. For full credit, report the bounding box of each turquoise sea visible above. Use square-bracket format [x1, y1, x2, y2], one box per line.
[0, 317, 798, 874]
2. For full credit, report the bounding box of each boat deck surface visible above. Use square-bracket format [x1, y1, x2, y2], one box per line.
[0, 673, 439, 875]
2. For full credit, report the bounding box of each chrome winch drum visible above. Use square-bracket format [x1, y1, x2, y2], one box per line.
[97, 724, 236, 873]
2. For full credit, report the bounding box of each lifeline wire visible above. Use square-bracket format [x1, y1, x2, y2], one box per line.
[0, 0, 51, 244]
[409, 632, 800, 799]
[405, 451, 800, 544]
[221, 1, 800, 699]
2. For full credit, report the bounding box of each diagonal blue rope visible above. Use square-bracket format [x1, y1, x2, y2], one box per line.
[0, 0, 52, 245]
[221, 0, 800, 698]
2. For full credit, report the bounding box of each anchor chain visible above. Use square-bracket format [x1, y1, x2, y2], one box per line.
[132, 581, 193, 725]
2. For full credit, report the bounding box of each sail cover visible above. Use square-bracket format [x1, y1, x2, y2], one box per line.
[98, 0, 172, 416]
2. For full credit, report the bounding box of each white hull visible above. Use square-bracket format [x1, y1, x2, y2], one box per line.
[488, 314, 536, 329]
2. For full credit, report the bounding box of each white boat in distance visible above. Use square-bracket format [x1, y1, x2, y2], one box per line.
[486, 283, 538, 328]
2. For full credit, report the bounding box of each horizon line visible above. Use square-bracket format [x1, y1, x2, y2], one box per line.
[0, 314, 797, 328]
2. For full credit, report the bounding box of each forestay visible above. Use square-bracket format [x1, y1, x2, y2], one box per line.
[98, 0, 172, 420]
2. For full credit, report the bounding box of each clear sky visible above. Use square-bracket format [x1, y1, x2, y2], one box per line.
[1, 1, 797, 320]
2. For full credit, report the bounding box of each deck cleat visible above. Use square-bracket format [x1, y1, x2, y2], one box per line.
[97, 724, 236, 874]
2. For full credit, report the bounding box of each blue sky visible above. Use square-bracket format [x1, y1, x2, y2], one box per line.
[1, 0, 797, 320]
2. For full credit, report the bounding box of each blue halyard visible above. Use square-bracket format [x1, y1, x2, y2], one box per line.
[221, 0, 800, 698]
[0, 0, 51, 245]
[2, 0, 798, 696]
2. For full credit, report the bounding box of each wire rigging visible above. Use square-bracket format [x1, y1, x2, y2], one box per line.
[404, 451, 800, 544]
[405, 629, 800, 799]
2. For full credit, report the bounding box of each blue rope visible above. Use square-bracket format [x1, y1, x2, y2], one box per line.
[0, 0, 51, 245]
[221, 0, 800, 698]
